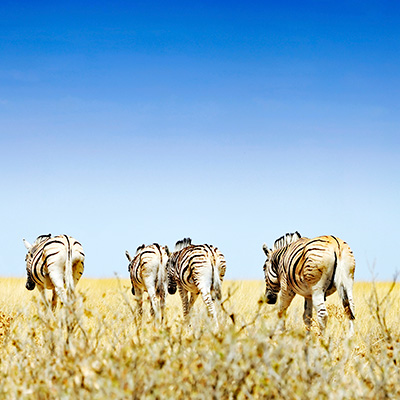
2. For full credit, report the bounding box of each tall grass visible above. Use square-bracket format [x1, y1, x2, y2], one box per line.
[0, 279, 399, 399]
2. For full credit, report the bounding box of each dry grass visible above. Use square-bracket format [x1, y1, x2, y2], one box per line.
[0, 278, 400, 399]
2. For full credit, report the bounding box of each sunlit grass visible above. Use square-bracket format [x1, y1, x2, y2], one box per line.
[1, 278, 400, 398]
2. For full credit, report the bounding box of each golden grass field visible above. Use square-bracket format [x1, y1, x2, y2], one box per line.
[1, 278, 399, 399]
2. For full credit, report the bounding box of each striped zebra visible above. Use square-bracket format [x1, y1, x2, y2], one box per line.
[23, 234, 85, 310]
[125, 243, 170, 323]
[167, 238, 227, 328]
[262, 231, 356, 335]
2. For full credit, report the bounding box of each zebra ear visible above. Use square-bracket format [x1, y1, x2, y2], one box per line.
[164, 245, 170, 257]
[23, 239, 32, 250]
[262, 243, 270, 256]
[125, 251, 132, 262]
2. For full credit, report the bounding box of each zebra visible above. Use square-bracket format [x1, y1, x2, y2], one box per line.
[262, 231, 356, 335]
[23, 234, 85, 310]
[125, 243, 170, 323]
[167, 238, 227, 328]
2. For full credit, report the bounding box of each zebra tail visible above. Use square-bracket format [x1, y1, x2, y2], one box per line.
[334, 244, 356, 320]
[212, 264, 222, 301]
[65, 243, 75, 300]
[156, 257, 165, 296]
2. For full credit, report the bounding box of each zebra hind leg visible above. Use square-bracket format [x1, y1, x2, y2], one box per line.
[159, 290, 166, 323]
[51, 289, 58, 311]
[37, 286, 50, 309]
[199, 288, 219, 330]
[188, 292, 199, 314]
[48, 271, 69, 306]
[312, 290, 328, 334]
[303, 298, 313, 332]
[147, 286, 161, 324]
[178, 286, 190, 324]
[134, 287, 144, 326]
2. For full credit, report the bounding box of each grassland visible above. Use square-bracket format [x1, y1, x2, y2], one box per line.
[0, 278, 399, 399]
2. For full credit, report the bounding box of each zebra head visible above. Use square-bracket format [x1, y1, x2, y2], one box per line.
[23, 240, 36, 291]
[262, 243, 280, 304]
[167, 254, 178, 295]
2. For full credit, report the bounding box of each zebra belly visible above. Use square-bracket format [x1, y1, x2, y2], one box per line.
[291, 275, 337, 298]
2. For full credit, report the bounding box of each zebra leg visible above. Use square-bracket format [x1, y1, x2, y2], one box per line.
[159, 290, 166, 323]
[147, 286, 160, 323]
[188, 292, 199, 314]
[199, 288, 219, 329]
[303, 298, 313, 332]
[312, 290, 328, 333]
[143, 274, 160, 323]
[37, 286, 49, 309]
[178, 286, 190, 323]
[48, 271, 68, 306]
[277, 291, 295, 331]
[134, 287, 144, 325]
[51, 289, 58, 311]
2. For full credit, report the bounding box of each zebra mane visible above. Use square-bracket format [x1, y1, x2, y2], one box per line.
[32, 233, 51, 248]
[25, 233, 52, 255]
[136, 244, 145, 254]
[35, 233, 51, 243]
[273, 231, 301, 251]
[174, 237, 192, 251]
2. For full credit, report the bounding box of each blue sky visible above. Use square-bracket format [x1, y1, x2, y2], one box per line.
[0, 1, 399, 281]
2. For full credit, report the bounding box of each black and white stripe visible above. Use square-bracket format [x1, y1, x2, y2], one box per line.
[23, 234, 85, 310]
[167, 238, 227, 328]
[262, 231, 356, 335]
[125, 243, 170, 323]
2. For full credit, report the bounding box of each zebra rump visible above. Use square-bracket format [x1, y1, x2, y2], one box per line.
[167, 237, 227, 328]
[23, 234, 85, 308]
[125, 242, 170, 322]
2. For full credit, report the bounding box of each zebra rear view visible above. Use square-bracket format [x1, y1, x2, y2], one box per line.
[262, 232, 355, 335]
[167, 238, 227, 329]
[125, 243, 170, 324]
[23, 234, 85, 310]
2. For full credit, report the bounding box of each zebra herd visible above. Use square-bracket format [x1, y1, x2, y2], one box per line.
[23, 231, 356, 334]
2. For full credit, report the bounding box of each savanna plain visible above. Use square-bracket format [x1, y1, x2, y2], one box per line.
[0, 278, 399, 399]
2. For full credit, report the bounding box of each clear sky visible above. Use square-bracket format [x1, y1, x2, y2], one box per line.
[0, 1, 399, 281]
